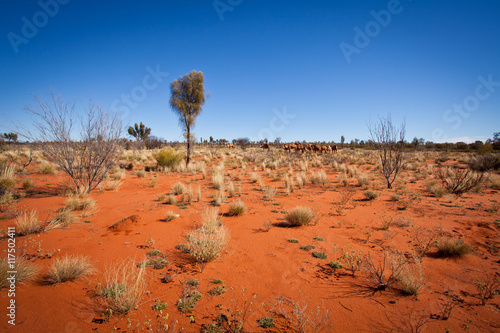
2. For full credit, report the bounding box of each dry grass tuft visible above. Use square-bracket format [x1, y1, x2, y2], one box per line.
[286, 206, 315, 227]
[172, 182, 187, 195]
[435, 238, 473, 258]
[228, 199, 246, 216]
[15, 210, 42, 236]
[44, 255, 94, 284]
[165, 210, 179, 222]
[45, 209, 76, 231]
[0, 258, 38, 288]
[186, 207, 229, 267]
[98, 259, 146, 314]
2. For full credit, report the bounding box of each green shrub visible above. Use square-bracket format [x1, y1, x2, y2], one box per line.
[177, 290, 202, 313]
[187, 279, 199, 287]
[147, 250, 161, 257]
[154, 148, 184, 170]
[312, 251, 328, 259]
[300, 244, 316, 251]
[138, 257, 169, 269]
[208, 285, 226, 296]
[328, 261, 342, 269]
[365, 190, 378, 200]
[288, 238, 299, 243]
[153, 301, 167, 311]
[258, 316, 274, 328]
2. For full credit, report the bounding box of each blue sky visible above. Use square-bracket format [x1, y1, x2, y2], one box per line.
[1, 0, 499, 144]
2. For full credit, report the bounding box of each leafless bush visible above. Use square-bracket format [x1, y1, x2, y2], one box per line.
[22, 90, 122, 194]
[362, 250, 409, 292]
[435, 165, 487, 196]
[368, 115, 406, 189]
[475, 272, 500, 305]
[270, 294, 332, 333]
[386, 307, 430, 333]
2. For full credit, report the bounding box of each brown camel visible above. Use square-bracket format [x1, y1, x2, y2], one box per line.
[261, 143, 270, 150]
[312, 143, 322, 153]
[226, 143, 235, 148]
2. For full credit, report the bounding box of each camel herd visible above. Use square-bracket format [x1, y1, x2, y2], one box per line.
[282, 142, 337, 153]
[224, 142, 337, 153]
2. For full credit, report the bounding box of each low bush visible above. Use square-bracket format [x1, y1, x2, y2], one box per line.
[435, 238, 473, 258]
[177, 290, 202, 313]
[365, 190, 378, 201]
[312, 251, 328, 259]
[258, 317, 274, 329]
[286, 206, 315, 226]
[154, 148, 184, 170]
[328, 261, 342, 269]
[228, 199, 246, 216]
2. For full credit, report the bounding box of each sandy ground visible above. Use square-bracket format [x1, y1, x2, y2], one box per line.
[1, 148, 499, 332]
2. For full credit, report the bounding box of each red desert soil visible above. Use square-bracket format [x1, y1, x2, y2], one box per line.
[1, 149, 499, 332]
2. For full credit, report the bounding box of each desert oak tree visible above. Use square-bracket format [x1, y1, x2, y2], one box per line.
[169, 70, 206, 166]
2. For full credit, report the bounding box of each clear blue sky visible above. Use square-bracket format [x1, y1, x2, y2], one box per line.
[1, 0, 499, 144]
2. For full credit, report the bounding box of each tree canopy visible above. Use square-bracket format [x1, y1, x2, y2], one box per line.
[170, 70, 206, 166]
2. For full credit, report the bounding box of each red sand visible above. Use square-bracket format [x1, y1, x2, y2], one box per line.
[1, 150, 499, 332]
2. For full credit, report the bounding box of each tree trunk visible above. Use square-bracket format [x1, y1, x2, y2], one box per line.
[186, 127, 191, 166]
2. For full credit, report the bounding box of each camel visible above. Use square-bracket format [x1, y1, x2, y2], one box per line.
[226, 143, 235, 148]
[331, 145, 337, 153]
[312, 143, 322, 153]
[261, 143, 270, 150]
[283, 144, 291, 152]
